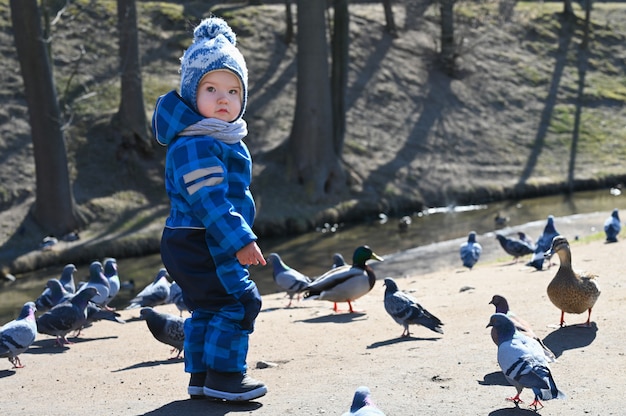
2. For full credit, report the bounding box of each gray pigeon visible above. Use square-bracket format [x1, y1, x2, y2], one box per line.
[59, 264, 77, 293]
[167, 281, 189, 317]
[383, 277, 444, 337]
[102, 257, 121, 309]
[341, 386, 386, 416]
[36, 287, 98, 346]
[495, 234, 534, 262]
[460, 231, 482, 269]
[140, 307, 184, 359]
[126, 268, 171, 310]
[34, 278, 72, 313]
[0, 302, 37, 368]
[75, 261, 110, 307]
[267, 253, 311, 307]
[604, 208, 621, 243]
[487, 313, 566, 410]
[527, 215, 559, 270]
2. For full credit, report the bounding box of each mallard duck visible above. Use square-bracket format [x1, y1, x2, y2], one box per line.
[302, 245, 383, 313]
[460, 231, 482, 270]
[546, 235, 601, 327]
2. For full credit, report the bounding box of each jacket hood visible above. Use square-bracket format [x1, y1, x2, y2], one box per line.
[152, 90, 203, 146]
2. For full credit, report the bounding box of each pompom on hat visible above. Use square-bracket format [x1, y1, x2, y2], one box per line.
[179, 17, 248, 121]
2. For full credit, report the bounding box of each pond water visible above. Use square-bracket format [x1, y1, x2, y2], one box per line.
[1, 188, 624, 324]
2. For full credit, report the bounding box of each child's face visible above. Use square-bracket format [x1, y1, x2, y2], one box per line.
[196, 70, 242, 122]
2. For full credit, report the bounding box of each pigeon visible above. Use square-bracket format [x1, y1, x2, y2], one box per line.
[59, 263, 77, 293]
[517, 232, 535, 250]
[0, 302, 37, 368]
[36, 287, 99, 346]
[75, 261, 110, 307]
[460, 231, 482, 269]
[495, 234, 534, 262]
[267, 252, 312, 307]
[102, 257, 121, 309]
[604, 208, 621, 243]
[140, 307, 185, 359]
[332, 252, 346, 268]
[489, 294, 556, 362]
[487, 313, 566, 410]
[302, 245, 383, 313]
[341, 386, 386, 416]
[546, 235, 601, 327]
[383, 277, 444, 337]
[125, 268, 171, 310]
[527, 215, 559, 271]
[167, 281, 189, 317]
[34, 278, 73, 313]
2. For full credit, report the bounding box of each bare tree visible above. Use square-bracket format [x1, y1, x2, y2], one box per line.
[439, 0, 456, 75]
[284, 0, 295, 44]
[289, 0, 345, 200]
[382, 0, 398, 37]
[331, 0, 349, 154]
[116, 0, 152, 157]
[10, 0, 84, 235]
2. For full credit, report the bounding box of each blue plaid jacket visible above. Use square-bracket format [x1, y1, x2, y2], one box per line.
[152, 90, 257, 297]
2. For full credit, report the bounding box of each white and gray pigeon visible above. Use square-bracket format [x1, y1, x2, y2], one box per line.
[102, 257, 121, 309]
[125, 268, 171, 310]
[341, 386, 386, 416]
[527, 215, 559, 270]
[75, 261, 110, 307]
[487, 313, 566, 410]
[34, 278, 72, 313]
[36, 287, 99, 346]
[604, 208, 621, 243]
[383, 277, 444, 337]
[460, 231, 482, 269]
[140, 307, 184, 359]
[267, 253, 311, 308]
[166, 281, 190, 317]
[59, 263, 77, 293]
[0, 302, 38, 368]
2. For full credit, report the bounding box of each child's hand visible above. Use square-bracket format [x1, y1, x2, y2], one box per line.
[236, 241, 267, 266]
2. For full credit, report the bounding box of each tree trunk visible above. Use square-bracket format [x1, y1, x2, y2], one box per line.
[116, 0, 152, 157]
[10, 0, 84, 235]
[289, 0, 345, 201]
[563, 0, 574, 17]
[382, 0, 398, 37]
[439, 0, 456, 75]
[284, 0, 294, 44]
[331, 0, 349, 155]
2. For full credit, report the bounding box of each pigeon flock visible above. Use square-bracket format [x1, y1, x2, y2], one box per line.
[0, 208, 620, 412]
[0, 258, 186, 369]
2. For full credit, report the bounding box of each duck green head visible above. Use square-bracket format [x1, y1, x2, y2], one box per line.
[352, 245, 384, 266]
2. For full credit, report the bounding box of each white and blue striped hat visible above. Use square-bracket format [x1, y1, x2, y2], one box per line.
[179, 17, 248, 120]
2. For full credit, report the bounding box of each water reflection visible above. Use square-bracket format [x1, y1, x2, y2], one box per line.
[1, 189, 624, 323]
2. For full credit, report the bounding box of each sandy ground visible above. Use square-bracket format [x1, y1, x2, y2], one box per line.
[1, 224, 624, 415]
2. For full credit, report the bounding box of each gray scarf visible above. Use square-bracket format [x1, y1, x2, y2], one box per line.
[179, 118, 248, 144]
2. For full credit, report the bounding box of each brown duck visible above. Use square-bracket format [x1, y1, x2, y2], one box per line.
[546, 235, 601, 327]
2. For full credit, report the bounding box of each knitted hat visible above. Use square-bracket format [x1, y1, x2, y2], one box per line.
[180, 17, 248, 120]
